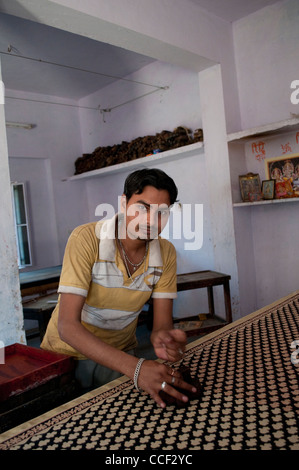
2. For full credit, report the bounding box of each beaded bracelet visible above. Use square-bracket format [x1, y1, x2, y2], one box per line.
[133, 357, 146, 392]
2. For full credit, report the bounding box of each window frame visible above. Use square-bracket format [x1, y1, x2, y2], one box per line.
[11, 181, 32, 268]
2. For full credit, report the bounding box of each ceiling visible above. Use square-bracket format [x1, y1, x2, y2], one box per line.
[0, 0, 281, 100]
[189, 0, 280, 23]
[0, 13, 156, 100]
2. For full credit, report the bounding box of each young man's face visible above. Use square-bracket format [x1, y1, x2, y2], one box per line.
[122, 185, 171, 241]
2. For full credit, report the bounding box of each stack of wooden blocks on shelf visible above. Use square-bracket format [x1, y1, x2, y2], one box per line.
[74, 126, 203, 175]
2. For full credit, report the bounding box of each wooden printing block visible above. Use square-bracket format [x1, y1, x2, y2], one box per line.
[159, 365, 201, 407]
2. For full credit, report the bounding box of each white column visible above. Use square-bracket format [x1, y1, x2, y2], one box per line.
[199, 64, 240, 320]
[0, 58, 25, 346]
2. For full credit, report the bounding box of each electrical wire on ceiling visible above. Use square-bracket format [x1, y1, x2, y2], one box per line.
[1, 47, 169, 119]
[99, 86, 169, 122]
[5, 85, 169, 123]
[4, 94, 98, 110]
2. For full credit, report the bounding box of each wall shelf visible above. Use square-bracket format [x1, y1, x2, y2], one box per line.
[228, 117, 299, 143]
[65, 141, 204, 181]
[233, 197, 299, 207]
[229, 118, 299, 208]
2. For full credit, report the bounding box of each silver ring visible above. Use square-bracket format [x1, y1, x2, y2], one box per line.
[171, 376, 175, 385]
[161, 381, 167, 390]
[178, 348, 184, 355]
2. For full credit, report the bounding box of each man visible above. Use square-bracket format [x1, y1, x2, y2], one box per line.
[41, 168, 196, 408]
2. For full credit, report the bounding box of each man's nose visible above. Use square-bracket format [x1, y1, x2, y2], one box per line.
[147, 207, 158, 226]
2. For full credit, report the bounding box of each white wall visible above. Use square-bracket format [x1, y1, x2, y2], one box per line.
[232, 0, 299, 312]
[235, 131, 299, 310]
[233, 0, 299, 129]
[6, 89, 89, 269]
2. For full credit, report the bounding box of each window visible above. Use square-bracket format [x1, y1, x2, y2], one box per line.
[11, 182, 32, 267]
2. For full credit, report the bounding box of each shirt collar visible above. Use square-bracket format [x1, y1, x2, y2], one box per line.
[98, 213, 163, 266]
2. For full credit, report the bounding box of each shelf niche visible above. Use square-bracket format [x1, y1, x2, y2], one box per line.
[228, 116, 299, 207]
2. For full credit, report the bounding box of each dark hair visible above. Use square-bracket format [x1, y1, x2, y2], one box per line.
[123, 168, 178, 205]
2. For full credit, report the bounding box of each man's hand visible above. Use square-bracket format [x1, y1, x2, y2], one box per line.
[137, 359, 197, 409]
[151, 327, 187, 362]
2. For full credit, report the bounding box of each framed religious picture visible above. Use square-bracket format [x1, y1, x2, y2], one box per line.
[265, 153, 299, 198]
[239, 173, 262, 202]
[262, 179, 275, 200]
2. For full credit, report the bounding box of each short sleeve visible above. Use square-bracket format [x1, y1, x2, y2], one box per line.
[58, 224, 98, 297]
[151, 240, 177, 299]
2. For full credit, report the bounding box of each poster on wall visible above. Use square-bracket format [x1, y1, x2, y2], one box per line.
[239, 173, 262, 202]
[265, 153, 299, 198]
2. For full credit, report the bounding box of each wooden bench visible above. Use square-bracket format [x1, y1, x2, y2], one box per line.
[142, 270, 232, 336]
[173, 270, 232, 336]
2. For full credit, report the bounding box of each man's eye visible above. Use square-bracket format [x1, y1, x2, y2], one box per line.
[159, 209, 170, 216]
[136, 205, 147, 212]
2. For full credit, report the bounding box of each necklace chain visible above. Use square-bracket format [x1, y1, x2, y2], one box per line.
[116, 221, 148, 285]
[119, 239, 148, 270]
[118, 239, 148, 286]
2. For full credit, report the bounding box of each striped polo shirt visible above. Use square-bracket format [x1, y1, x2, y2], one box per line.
[41, 214, 177, 359]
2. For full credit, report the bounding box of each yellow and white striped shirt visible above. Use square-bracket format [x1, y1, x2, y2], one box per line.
[41, 215, 177, 359]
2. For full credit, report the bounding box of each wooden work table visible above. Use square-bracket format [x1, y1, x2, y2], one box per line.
[22, 293, 58, 342]
[2, 290, 298, 451]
